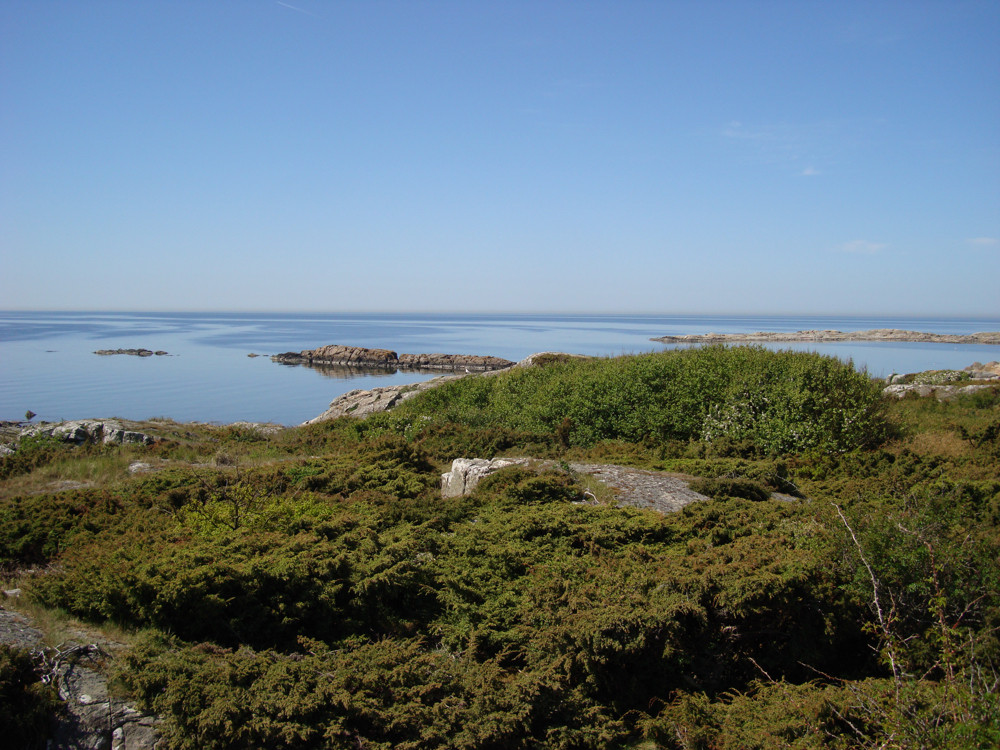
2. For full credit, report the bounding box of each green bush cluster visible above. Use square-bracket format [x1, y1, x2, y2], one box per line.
[395, 346, 893, 453]
[0, 434, 71, 480]
[0, 645, 62, 749]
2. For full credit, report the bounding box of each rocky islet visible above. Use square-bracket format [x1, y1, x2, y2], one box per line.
[651, 328, 1000, 345]
[271, 344, 515, 371]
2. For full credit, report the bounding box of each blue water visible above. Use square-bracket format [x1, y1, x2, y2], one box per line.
[1, 311, 998, 425]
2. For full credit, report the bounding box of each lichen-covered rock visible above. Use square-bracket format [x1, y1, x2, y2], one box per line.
[883, 384, 995, 400]
[20, 420, 154, 446]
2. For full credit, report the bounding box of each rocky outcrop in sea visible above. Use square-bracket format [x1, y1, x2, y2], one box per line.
[651, 329, 1000, 345]
[93, 349, 168, 356]
[272, 344, 514, 371]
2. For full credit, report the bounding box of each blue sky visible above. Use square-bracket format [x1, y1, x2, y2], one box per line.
[2, 1, 998, 315]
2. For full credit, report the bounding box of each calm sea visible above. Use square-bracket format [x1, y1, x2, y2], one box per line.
[2, 311, 998, 426]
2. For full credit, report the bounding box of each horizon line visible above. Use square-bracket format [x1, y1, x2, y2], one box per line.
[2, 307, 999, 320]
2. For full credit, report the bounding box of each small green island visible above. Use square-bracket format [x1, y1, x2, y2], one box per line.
[2, 346, 998, 749]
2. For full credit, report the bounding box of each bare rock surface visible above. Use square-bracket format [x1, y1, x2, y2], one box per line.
[0, 601, 161, 749]
[304, 375, 463, 424]
[19, 419, 155, 446]
[652, 329, 1000, 345]
[567, 462, 712, 514]
[0, 603, 44, 649]
[440, 457, 711, 513]
[965, 361, 1000, 377]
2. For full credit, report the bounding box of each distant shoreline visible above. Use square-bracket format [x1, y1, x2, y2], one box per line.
[651, 329, 1000, 345]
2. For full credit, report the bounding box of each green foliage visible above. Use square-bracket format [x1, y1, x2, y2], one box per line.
[0, 488, 125, 567]
[835, 490, 1000, 680]
[643, 676, 1000, 749]
[2, 350, 998, 748]
[0, 435, 69, 480]
[959, 418, 1000, 456]
[0, 645, 62, 749]
[114, 633, 623, 750]
[395, 347, 892, 454]
[688, 476, 771, 502]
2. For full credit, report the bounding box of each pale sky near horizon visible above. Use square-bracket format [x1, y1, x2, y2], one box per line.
[1, 1, 998, 315]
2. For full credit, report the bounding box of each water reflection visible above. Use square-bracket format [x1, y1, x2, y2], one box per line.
[275, 362, 445, 380]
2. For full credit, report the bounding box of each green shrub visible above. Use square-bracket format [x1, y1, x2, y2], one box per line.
[0, 645, 62, 749]
[0, 435, 69, 480]
[394, 347, 892, 454]
[0, 489, 125, 566]
[688, 476, 771, 502]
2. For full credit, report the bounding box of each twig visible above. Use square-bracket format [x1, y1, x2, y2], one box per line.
[833, 503, 901, 697]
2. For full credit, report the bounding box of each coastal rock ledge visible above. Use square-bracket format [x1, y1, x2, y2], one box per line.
[651, 329, 1000, 345]
[272, 344, 514, 371]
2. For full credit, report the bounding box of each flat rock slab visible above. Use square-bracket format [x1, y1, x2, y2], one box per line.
[441, 458, 710, 513]
[568, 462, 711, 513]
[0, 603, 45, 649]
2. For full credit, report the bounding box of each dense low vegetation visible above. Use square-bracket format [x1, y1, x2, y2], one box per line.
[1, 347, 998, 748]
[392, 347, 894, 454]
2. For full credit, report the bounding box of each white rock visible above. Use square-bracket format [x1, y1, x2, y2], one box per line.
[441, 457, 530, 498]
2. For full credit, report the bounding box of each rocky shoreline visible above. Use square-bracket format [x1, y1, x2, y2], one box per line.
[271, 344, 514, 371]
[651, 328, 1000, 345]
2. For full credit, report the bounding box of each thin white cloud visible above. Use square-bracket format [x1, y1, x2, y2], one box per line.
[840, 240, 887, 254]
[801, 166, 821, 176]
[276, 1, 318, 18]
[721, 121, 767, 140]
[967, 237, 999, 247]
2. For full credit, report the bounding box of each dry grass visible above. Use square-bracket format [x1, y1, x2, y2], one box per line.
[0, 452, 136, 499]
[1, 581, 137, 652]
[903, 430, 972, 458]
